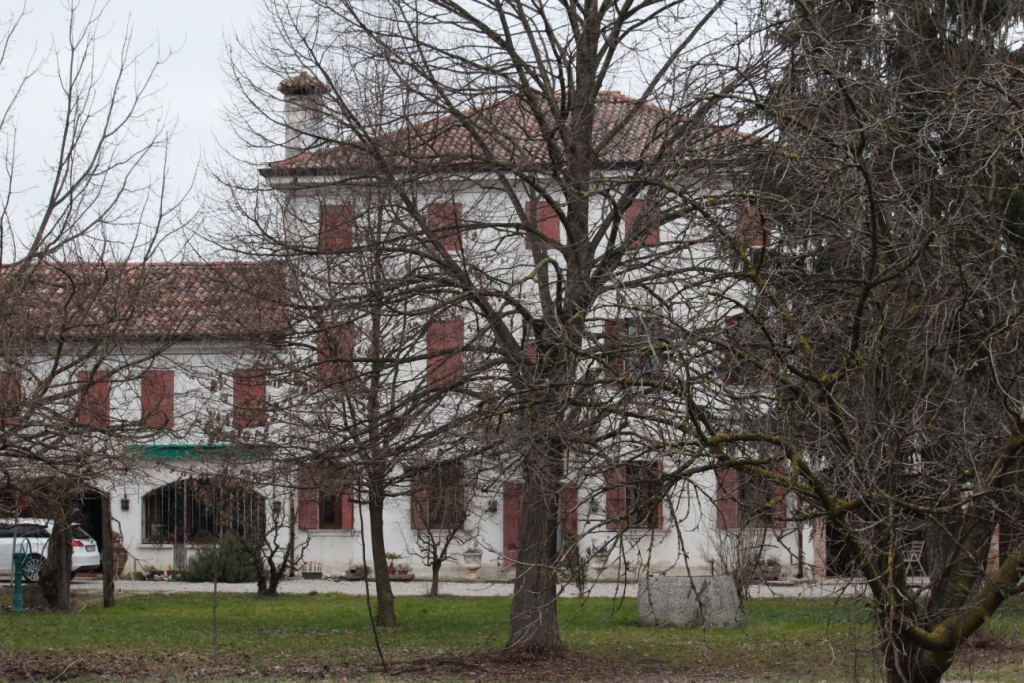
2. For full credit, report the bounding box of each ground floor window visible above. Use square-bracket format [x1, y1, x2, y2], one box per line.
[141, 478, 265, 544]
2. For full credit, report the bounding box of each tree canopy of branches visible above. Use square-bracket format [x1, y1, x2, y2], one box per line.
[694, 0, 1024, 680]
[0, 1, 183, 610]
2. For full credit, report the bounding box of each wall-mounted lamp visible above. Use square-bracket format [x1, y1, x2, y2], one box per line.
[272, 500, 284, 515]
[120, 497, 130, 511]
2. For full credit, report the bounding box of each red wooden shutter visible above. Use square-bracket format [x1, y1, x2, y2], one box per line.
[606, 467, 627, 530]
[723, 315, 743, 386]
[604, 319, 625, 378]
[428, 202, 463, 251]
[626, 200, 660, 247]
[317, 323, 357, 387]
[525, 201, 560, 249]
[771, 467, 787, 529]
[141, 370, 174, 429]
[654, 460, 665, 529]
[503, 482, 523, 565]
[319, 203, 354, 252]
[77, 370, 110, 428]
[0, 371, 22, 426]
[561, 484, 579, 537]
[233, 369, 267, 428]
[426, 318, 464, 388]
[716, 470, 740, 529]
[411, 470, 431, 530]
[340, 488, 355, 530]
[297, 464, 320, 531]
[737, 202, 770, 247]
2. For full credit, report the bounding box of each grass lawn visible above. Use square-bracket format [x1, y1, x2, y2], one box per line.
[0, 590, 1020, 681]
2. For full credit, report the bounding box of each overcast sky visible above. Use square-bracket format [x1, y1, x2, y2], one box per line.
[4, 0, 261, 256]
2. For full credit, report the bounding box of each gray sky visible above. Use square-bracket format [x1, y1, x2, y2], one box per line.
[4, 0, 260, 255]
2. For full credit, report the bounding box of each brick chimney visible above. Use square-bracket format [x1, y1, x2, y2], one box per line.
[278, 72, 328, 159]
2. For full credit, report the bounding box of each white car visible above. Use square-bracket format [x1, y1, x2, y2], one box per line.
[0, 518, 102, 583]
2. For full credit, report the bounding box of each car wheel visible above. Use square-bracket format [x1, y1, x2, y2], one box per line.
[22, 555, 44, 583]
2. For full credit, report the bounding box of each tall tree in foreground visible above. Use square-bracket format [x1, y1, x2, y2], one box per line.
[226, 0, 756, 651]
[692, 0, 1024, 679]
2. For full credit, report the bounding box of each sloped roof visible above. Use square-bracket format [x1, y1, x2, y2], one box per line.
[262, 91, 708, 177]
[0, 261, 289, 343]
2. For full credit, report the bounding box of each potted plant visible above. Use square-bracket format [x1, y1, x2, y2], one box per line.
[394, 563, 414, 580]
[385, 552, 403, 575]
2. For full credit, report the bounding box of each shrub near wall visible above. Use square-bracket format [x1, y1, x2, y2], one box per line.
[176, 533, 258, 583]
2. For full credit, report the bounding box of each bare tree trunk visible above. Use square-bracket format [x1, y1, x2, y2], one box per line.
[41, 507, 73, 612]
[430, 560, 441, 597]
[883, 628, 952, 683]
[507, 447, 563, 653]
[101, 494, 115, 608]
[367, 473, 396, 627]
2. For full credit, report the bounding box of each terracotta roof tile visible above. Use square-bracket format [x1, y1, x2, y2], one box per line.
[0, 262, 289, 343]
[262, 91, 724, 177]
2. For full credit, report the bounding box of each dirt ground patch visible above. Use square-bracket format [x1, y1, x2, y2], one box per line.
[0, 649, 814, 682]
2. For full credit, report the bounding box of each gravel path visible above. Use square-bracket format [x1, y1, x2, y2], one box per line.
[75, 577, 867, 599]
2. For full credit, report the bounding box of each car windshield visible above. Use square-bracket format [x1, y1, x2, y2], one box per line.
[72, 526, 95, 542]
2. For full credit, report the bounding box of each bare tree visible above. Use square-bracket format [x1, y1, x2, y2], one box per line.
[0, 1, 184, 610]
[224, 0, 756, 652]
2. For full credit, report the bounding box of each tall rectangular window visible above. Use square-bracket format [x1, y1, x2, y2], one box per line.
[316, 323, 357, 388]
[425, 318, 464, 388]
[606, 461, 664, 530]
[625, 200, 660, 247]
[0, 371, 21, 426]
[141, 370, 174, 429]
[524, 201, 560, 249]
[428, 202, 463, 251]
[233, 369, 267, 428]
[411, 462, 465, 530]
[77, 370, 110, 429]
[319, 203, 355, 252]
[736, 202, 770, 247]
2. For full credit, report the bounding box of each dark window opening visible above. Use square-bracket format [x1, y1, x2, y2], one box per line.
[411, 462, 465, 530]
[141, 478, 265, 544]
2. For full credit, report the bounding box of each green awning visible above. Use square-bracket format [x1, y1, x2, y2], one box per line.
[128, 444, 232, 459]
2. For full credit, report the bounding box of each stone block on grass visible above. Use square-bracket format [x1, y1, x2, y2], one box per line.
[637, 575, 740, 628]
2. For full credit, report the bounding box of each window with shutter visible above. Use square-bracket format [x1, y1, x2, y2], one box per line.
[410, 462, 464, 529]
[604, 317, 667, 381]
[428, 202, 463, 251]
[625, 200, 660, 247]
[0, 371, 21, 426]
[77, 370, 110, 428]
[320, 490, 355, 530]
[502, 482, 523, 565]
[524, 201, 560, 249]
[716, 470, 740, 529]
[319, 203, 354, 252]
[233, 369, 267, 428]
[141, 370, 174, 429]
[426, 318, 464, 388]
[605, 466, 627, 530]
[607, 463, 663, 530]
[736, 202, 770, 248]
[716, 469, 778, 528]
[317, 322, 357, 388]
